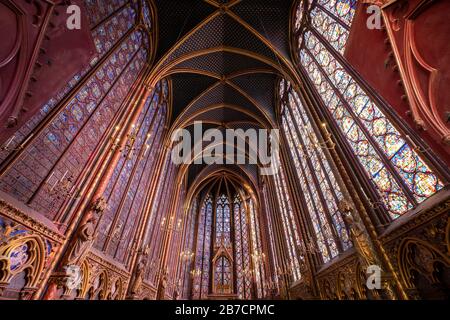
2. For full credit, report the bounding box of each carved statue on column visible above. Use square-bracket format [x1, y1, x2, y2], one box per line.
[338, 200, 377, 268]
[65, 197, 107, 266]
[173, 287, 179, 300]
[298, 258, 314, 298]
[338, 199, 398, 299]
[156, 268, 168, 300]
[275, 267, 289, 300]
[43, 197, 107, 300]
[129, 245, 150, 298]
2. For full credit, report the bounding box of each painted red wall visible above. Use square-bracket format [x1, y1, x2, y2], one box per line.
[0, 0, 95, 143]
[344, 1, 450, 167]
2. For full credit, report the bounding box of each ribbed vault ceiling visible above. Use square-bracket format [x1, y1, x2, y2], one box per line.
[150, 0, 295, 190]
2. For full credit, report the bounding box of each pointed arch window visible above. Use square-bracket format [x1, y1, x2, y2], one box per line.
[190, 188, 271, 299]
[212, 193, 234, 295]
[294, 1, 444, 219]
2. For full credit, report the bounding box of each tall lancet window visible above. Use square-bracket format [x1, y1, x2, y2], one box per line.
[294, 1, 444, 219]
[249, 199, 266, 298]
[273, 166, 302, 281]
[180, 196, 198, 299]
[233, 194, 252, 299]
[212, 194, 233, 295]
[279, 79, 351, 263]
[192, 194, 213, 299]
[213, 256, 232, 294]
[215, 194, 231, 246]
[190, 187, 268, 299]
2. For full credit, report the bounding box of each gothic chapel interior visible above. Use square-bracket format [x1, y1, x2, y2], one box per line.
[0, 0, 449, 301]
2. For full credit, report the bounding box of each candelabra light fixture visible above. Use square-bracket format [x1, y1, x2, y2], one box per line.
[299, 122, 336, 158]
[264, 278, 278, 291]
[180, 250, 194, 262]
[141, 133, 152, 159]
[160, 215, 182, 232]
[110, 124, 139, 159]
[404, 134, 430, 153]
[190, 268, 202, 278]
[251, 251, 266, 265]
[0, 134, 34, 152]
[298, 239, 320, 256]
[45, 170, 79, 201]
[276, 266, 294, 277]
[110, 125, 122, 151]
[243, 267, 255, 278]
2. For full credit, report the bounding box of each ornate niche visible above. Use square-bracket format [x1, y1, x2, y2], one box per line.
[319, 279, 338, 300]
[316, 253, 361, 300]
[0, 227, 46, 299]
[398, 238, 450, 299]
[0, 198, 62, 300]
[381, 197, 450, 299]
[80, 251, 130, 300]
[395, 212, 450, 300]
[212, 251, 234, 296]
[138, 282, 157, 300]
[108, 278, 123, 300]
[85, 270, 108, 300]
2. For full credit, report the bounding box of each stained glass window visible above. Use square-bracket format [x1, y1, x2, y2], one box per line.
[143, 153, 178, 284]
[215, 194, 231, 246]
[279, 79, 352, 263]
[249, 199, 266, 298]
[94, 81, 167, 262]
[192, 194, 213, 299]
[214, 256, 232, 294]
[212, 194, 233, 295]
[273, 166, 302, 280]
[263, 186, 280, 294]
[294, 1, 443, 219]
[233, 194, 252, 299]
[181, 197, 198, 299]
[142, 0, 153, 31]
[190, 189, 269, 299]
[0, 2, 146, 221]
